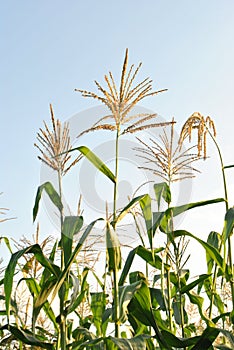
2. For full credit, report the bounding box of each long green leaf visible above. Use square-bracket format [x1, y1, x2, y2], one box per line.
[160, 198, 224, 232]
[65, 146, 116, 183]
[4, 244, 59, 320]
[119, 245, 165, 286]
[0, 325, 54, 349]
[191, 326, 220, 349]
[180, 274, 211, 294]
[218, 328, 234, 348]
[186, 291, 211, 325]
[113, 194, 146, 225]
[20, 277, 57, 330]
[174, 230, 225, 273]
[33, 181, 63, 222]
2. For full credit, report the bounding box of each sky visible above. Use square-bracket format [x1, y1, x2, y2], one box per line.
[1, 1, 234, 274]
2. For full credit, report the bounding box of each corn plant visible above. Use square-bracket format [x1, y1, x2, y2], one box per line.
[1, 52, 234, 349]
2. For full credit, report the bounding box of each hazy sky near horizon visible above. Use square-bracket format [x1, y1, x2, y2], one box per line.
[1, 1, 234, 272]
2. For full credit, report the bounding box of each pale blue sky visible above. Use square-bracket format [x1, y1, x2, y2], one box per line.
[1, 1, 234, 269]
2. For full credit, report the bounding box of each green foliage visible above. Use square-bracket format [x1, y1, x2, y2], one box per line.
[1, 55, 233, 350]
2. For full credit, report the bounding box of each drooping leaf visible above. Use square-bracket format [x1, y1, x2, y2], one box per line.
[186, 291, 211, 325]
[173, 230, 226, 274]
[119, 245, 165, 286]
[0, 325, 54, 349]
[113, 194, 146, 225]
[4, 244, 59, 320]
[33, 181, 63, 222]
[65, 146, 116, 183]
[150, 288, 167, 311]
[160, 198, 224, 232]
[212, 311, 230, 324]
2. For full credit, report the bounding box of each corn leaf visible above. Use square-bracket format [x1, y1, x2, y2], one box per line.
[4, 244, 59, 321]
[66, 146, 116, 183]
[113, 194, 146, 225]
[118, 280, 143, 323]
[50, 218, 102, 303]
[119, 245, 166, 286]
[190, 326, 220, 349]
[62, 216, 83, 266]
[33, 181, 63, 222]
[180, 274, 211, 294]
[160, 198, 224, 232]
[222, 207, 234, 243]
[106, 221, 121, 272]
[139, 194, 153, 249]
[154, 182, 171, 209]
[0, 325, 54, 349]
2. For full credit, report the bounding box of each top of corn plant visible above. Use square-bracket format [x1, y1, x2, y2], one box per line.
[34, 104, 82, 176]
[179, 112, 216, 160]
[135, 119, 201, 184]
[75, 49, 170, 136]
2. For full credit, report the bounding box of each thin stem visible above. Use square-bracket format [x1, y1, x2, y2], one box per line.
[174, 241, 185, 338]
[113, 268, 120, 338]
[165, 205, 173, 332]
[57, 168, 67, 350]
[113, 127, 120, 226]
[207, 130, 234, 316]
[112, 125, 121, 337]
